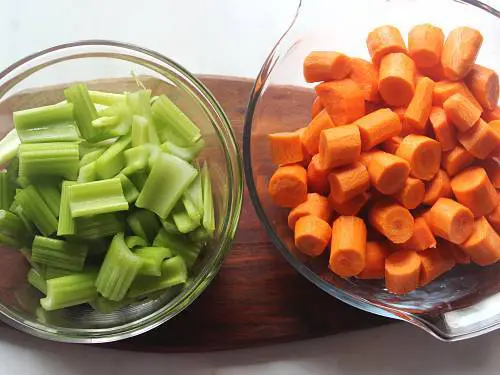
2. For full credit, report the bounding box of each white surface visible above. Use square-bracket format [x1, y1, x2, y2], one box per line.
[1, 0, 500, 374]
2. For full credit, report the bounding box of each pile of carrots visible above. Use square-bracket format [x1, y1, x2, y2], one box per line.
[267, 24, 500, 294]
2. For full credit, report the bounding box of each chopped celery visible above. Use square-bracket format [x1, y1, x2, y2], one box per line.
[95, 134, 131, 179]
[151, 95, 201, 146]
[118, 173, 139, 203]
[69, 178, 128, 218]
[122, 145, 149, 176]
[0, 170, 14, 210]
[161, 138, 205, 162]
[27, 268, 46, 294]
[182, 196, 201, 223]
[44, 266, 73, 279]
[13, 103, 79, 143]
[88, 90, 126, 106]
[9, 201, 34, 235]
[172, 203, 200, 234]
[129, 170, 148, 190]
[57, 181, 76, 236]
[160, 216, 182, 235]
[184, 172, 203, 216]
[0, 209, 28, 247]
[16, 176, 31, 188]
[202, 162, 215, 237]
[126, 209, 160, 243]
[16, 186, 58, 236]
[126, 89, 152, 118]
[33, 182, 61, 218]
[136, 153, 197, 218]
[79, 148, 105, 167]
[135, 247, 172, 276]
[97, 102, 132, 136]
[152, 228, 202, 268]
[64, 83, 101, 141]
[91, 295, 130, 313]
[92, 115, 119, 128]
[95, 233, 143, 301]
[0, 129, 20, 166]
[75, 213, 124, 240]
[131, 115, 159, 147]
[125, 235, 148, 249]
[40, 271, 98, 311]
[188, 227, 211, 243]
[31, 236, 88, 271]
[77, 161, 96, 182]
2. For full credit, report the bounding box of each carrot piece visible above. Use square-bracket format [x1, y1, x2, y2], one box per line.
[441, 27, 483, 81]
[329, 190, 370, 216]
[301, 109, 335, 155]
[381, 136, 402, 154]
[306, 154, 330, 195]
[355, 108, 401, 151]
[315, 79, 365, 125]
[422, 169, 452, 206]
[268, 132, 304, 165]
[365, 151, 410, 194]
[385, 250, 421, 294]
[295, 127, 312, 168]
[392, 177, 425, 209]
[457, 118, 500, 159]
[369, 200, 414, 244]
[486, 192, 500, 233]
[465, 65, 499, 111]
[311, 97, 324, 119]
[429, 106, 457, 151]
[483, 106, 500, 122]
[404, 77, 435, 134]
[329, 216, 367, 277]
[396, 135, 441, 181]
[446, 241, 471, 264]
[450, 166, 498, 218]
[480, 159, 500, 189]
[408, 24, 445, 68]
[303, 51, 351, 83]
[400, 217, 437, 251]
[319, 125, 361, 169]
[366, 25, 407, 66]
[328, 162, 369, 204]
[441, 145, 474, 177]
[418, 247, 455, 286]
[268, 165, 308, 208]
[349, 58, 379, 102]
[365, 101, 383, 115]
[357, 242, 391, 279]
[392, 107, 411, 136]
[294, 215, 332, 257]
[287, 193, 332, 231]
[378, 53, 416, 107]
[461, 216, 500, 266]
[432, 81, 482, 111]
[419, 63, 446, 82]
[443, 93, 482, 132]
[428, 198, 474, 244]
[488, 120, 500, 159]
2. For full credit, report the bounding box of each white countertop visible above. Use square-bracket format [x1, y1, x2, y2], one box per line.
[1, 0, 500, 373]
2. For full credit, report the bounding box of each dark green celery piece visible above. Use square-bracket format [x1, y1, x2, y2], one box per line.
[122, 145, 149, 176]
[18, 142, 79, 180]
[172, 202, 200, 234]
[126, 209, 160, 243]
[0, 170, 14, 210]
[16, 186, 58, 236]
[16, 176, 31, 188]
[75, 213, 124, 240]
[96, 102, 132, 136]
[125, 235, 148, 249]
[79, 148, 105, 167]
[13, 103, 79, 143]
[188, 227, 211, 243]
[131, 115, 159, 147]
[57, 181, 76, 236]
[69, 178, 128, 218]
[40, 271, 98, 311]
[88, 90, 125, 106]
[90, 295, 130, 313]
[184, 169, 203, 216]
[44, 266, 73, 279]
[95, 134, 131, 179]
[77, 161, 96, 183]
[151, 95, 201, 146]
[64, 83, 102, 141]
[31, 236, 88, 271]
[129, 171, 148, 190]
[136, 153, 197, 218]
[0, 209, 28, 247]
[0, 129, 20, 166]
[160, 216, 182, 235]
[95, 233, 143, 301]
[135, 247, 172, 276]
[161, 138, 205, 162]
[33, 182, 61, 218]
[152, 229, 202, 268]
[27, 268, 46, 294]
[118, 173, 139, 203]
[201, 162, 215, 237]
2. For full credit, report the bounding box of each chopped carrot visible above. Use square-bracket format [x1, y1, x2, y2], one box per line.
[329, 191, 370, 216]
[295, 127, 312, 168]
[365, 151, 410, 194]
[433, 81, 482, 112]
[486, 192, 500, 233]
[329, 216, 367, 277]
[483, 106, 500, 122]
[392, 107, 411, 136]
[441, 145, 474, 177]
[385, 250, 421, 294]
[445, 241, 471, 264]
[408, 24, 445, 68]
[303, 51, 352, 83]
[366, 25, 407, 65]
[287, 193, 332, 230]
[457, 118, 500, 159]
[480, 159, 500, 188]
[369, 200, 414, 244]
[268, 164, 308, 208]
[392, 177, 425, 209]
[422, 169, 452, 206]
[450, 166, 498, 217]
[365, 101, 383, 114]
[396, 134, 441, 181]
[441, 27, 483, 81]
[349, 58, 379, 102]
[419, 63, 446, 82]
[487, 120, 500, 159]
[461, 217, 500, 266]
[429, 106, 457, 151]
[294, 215, 332, 257]
[418, 246, 455, 286]
[355, 108, 401, 151]
[307, 154, 330, 195]
[319, 125, 361, 169]
[404, 77, 435, 134]
[311, 97, 324, 119]
[428, 198, 474, 244]
[381, 136, 402, 154]
[357, 242, 391, 279]
[378, 53, 416, 107]
[400, 217, 437, 251]
[268, 132, 304, 165]
[465, 64, 499, 111]
[302, 109, 335, 155]
[315, 79, 365, 125]
[443, 93, 482, 132]
[328, 162, 370, 203]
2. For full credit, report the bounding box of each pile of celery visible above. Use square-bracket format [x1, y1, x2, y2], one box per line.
[0, 83, 215, 312]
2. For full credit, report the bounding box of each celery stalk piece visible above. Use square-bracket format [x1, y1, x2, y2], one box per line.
[122, 145, 149, 176]
[118, 173, 139, 203]
[95, 233, 143, 301]
[92, 115, 120, 128]
[125, 235, 148, 249]
[126, 209, 160, 243]
[44, 266, 74, 279]
[129, 171, 148, 190]
[127, 256, 187, 299]
[97, 102, 133, 136]
[74, 213, 124, 240]
[136, 153, 198, 218]
[88, 90, 126, 106]
[151, 95, 201, 146]
[201, 162, 215, 238]
[127, 89, 152, 118]
[64, 83, 102, 141]
[131, 115, 159, 147]
[40, 271, 98, 311]
[77, 161, 97, 183]
[0, 170, 14, 210]
[0, 129, 20, 167]
[18, 142, 79, 180]
[188, 227, 211, 243]
[13, 103, 79, 143]
[0, 209, 28, 247]
[90, 295, 130, 313]
[94, 134, 131, 179]
[16, 176, 31, 188]
[27, 268, 46, 294]
[16, 186, 58, 236]
[31, 236, 88, 271]
[184, 172, 203, 216]
[160, 216, 182, 235]
[33, 182, 61, 218]
[135, 247, 172, 276]
[172, 203, 200, 234]
[182, 196, 201, 223]
[79, 148, 105, 167]
[57, 181, 76, 236]
[161, 139, 205, 162]
[9, 201, 34, 235]
[152, 228, 202, 268]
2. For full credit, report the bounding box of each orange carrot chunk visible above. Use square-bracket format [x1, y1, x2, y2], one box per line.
[483, 106, 500, 122]
[294, 127, 312, 168]
[319, 125, 361, 169]
[307, 154, 330, 196]
[381, 136, 402, 154]
[357, 242, 391, 280]
[429, 106, 457, 151]
[288, 193, 333, 230]
[329, 191, 370, 216]
[328, 162, 370, 203]
[433, 81, 482, 110]
[294, 215, 332, 257]
[428, 198, 474, 244]
[404, 77, 435, 134]
[488, 120, 500, 158]
[311, 97, 324, 119]
[450, 166, 498, 218]
[268, 132, 304, 165]
[369, 200, 414, 244]
[419, 63, 446, 82]
[396, 134, 441, 181]
[461, 217, 500, 266]
[408, 24, 445, 68]
[465, 64, 499, 111]
[379, 53, 416, 107]
[418, 246, 455, 286]
[303, 51, 351, 83]
[268, 164, 308, 208]
[441, 145, 474, 177]
[457, 119, 500, 159]
[400, 217, 437, 251]
[349, 58, 379, 102]
[441, 27, 483, 81]
[422, 169, 452, 206]
[445, 241, 471, 265]
[443, 93, 482, 132]
[367, 25, 407, 66]
[329, 216, 367, 277]
[355, 108, 401, 151]
[392, 177, 425, 209]
[365, 151, 410, 194]
[392, 108, 411, 136]
[315, 79, 365, 125]
[480, 159, 500, 189]
[302, 109, 335, 155]
[385, 250, 421, 294]
[486, 192, 500, 233]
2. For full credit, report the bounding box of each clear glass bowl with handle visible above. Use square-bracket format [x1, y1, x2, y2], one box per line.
[0, 40, 243, 343]
[244, 0, 500, 341]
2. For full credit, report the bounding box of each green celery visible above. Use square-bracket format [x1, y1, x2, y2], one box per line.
[9, 201, 34, 235]
[184, 172, 203, 216]
[64, 83, 101, 141]
[97, 102, 132, 136]
[188, 227, 211, 243]
[126, 89, 152, 118]
[44, 266, 73, 279]
[79, 148, 105, 167]
[151, 95, 201, 146]
[40, 271, 98, 311]
[182, 196, 201, 223]
[172, 203, 200, 233]
[69, 178, 128, 217]
[126, 209, 160, 243]
[95, 233, 143, 301]
[57, 181, 76, 236]
[152, 228, 202, 268]
[0, 129, 20, 166]
[90, 295, 130, 313]
[13, 103, 79, 143]
[88, 90, 126, 106]
[122, 145, 149, 176]
[131, 115, 159, 147]
[18, 142, 79, 180]
[136, 153, 197, 218]
[16, 186, 58, 236]
[0, 170, 14, 210]
[77, 161, 97, 183]
[118, 173, 139, 203]
[160, 216, 182, 235]
[31, 236, 88, 271]
[202, 162, 215, 237]
[125, 235, 148, 249]
[27, 268, 46, 294]
[33, 182, 61, 218]
[0, 209, 28, 247]
[16, 176, 31, 188]
[161, 138, 205, 162]
[95, 134, 131, 179]
[74, 213, 124, 240]
[92, 115, 119, 128]
[129, 171, 148, 190]
[135, 247, 172, 276]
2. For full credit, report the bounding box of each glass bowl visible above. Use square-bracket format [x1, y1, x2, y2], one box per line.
[244, 0, 500, 341]
[0, 41, 243, 343]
